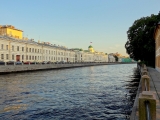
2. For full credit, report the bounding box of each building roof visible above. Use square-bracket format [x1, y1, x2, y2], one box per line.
[84, 50, 90, 52]
[88, 45, 93, 48]
[0, 25, 23, 32]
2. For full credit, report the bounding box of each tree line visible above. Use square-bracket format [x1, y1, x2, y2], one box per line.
[125, 12, 160, 67]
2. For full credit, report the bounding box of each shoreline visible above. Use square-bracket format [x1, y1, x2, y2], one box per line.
[0, 62, 136, 74]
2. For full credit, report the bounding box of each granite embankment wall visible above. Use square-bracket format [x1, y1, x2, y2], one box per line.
[130, 64, 160, 120]
[130, 64, 142, 120]
[0, 62, 136, 74]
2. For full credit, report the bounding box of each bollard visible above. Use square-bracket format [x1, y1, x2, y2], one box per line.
[143, 64, 146, 68]
[143, 67, 147, 71]
[142, 70, 148, 76]
[141, 75, 150, 91]
[139, 91, 156, 120]
[143, 64, 147, 71]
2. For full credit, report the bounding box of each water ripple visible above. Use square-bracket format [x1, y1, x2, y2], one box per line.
[0, 64, 140, 120]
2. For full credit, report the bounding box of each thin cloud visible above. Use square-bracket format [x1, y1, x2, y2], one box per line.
[115, 44, 121, 47]
[109, 44, 122, 49]
[109, 47, 115, 49]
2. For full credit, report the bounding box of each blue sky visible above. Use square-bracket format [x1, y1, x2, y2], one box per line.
[0, 0, 159, 56]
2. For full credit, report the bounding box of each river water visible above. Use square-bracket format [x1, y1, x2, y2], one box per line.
[0, 64, 140, 120]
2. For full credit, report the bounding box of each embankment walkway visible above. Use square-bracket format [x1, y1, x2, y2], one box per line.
[148, 67, 160, 119]
[130, 66, 160, 120]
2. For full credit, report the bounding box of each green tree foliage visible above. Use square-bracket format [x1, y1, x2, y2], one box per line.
[125, 13, 160, 67]
[114, 55, 118, 62]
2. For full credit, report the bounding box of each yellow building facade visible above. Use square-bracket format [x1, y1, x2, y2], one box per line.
[0, 25, 23, 39]
[154, 22, 160, 71]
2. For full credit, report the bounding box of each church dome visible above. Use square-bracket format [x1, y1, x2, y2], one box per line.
[88, 45, 93, 48]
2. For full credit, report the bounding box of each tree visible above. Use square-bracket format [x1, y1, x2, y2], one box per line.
[114, 55, 118, 62]
[125, 12, 160, 67]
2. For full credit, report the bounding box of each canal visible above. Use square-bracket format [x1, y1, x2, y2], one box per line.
[0, 64, 140, 120]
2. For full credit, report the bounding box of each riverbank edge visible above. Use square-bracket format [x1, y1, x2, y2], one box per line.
[130, 64, 142, 120]
[130, 64, 160, 120]
[0, 62, 136, 74]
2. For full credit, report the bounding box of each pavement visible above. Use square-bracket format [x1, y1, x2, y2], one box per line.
[148, 67, 160, 120]
[130, 66, 160, 120]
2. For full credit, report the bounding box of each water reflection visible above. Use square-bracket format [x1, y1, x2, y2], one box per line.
[0, 64, 140, 120]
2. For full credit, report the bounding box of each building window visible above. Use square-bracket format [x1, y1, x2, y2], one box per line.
[12, 55, 14, 60]
[26, 55, 28, 60]
[32, 56, 34, 60]
[12, 46, 14, 51]
[29, 56, 31, 60]
[35, 56, 37, 60]
[6, 45, 8, 50]
[22, 55, 24, 60]
[1, 44, 3, 49]
[32, 48, 34, 52]
[1, 54, 4, 59]
[26, 47, 28, 52]
[22, 47, 24, 51]
[35, 49, 37, 53]
[29, 48, 31, 52]
[6, 54, 9, 59]
[17, 46, 19, 51]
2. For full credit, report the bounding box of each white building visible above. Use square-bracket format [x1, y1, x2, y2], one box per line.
[0, 25, 109, 63]
[72, 46, 108, 62]
[0, 36, 109, 63]
[108, 53, 115, 62]
[0, 35, 75, 62]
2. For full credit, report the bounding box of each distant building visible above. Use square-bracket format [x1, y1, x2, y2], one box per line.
[154, 22, 160, 71]
[0, 25, 23, 39]
[108, 53, 115, 62]
[72, 45, 108, 62]
[118, 56, 133, 62]
[0, 25, 108, 63]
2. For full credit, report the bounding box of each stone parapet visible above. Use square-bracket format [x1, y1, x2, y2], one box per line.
[139, 91, 156, 120]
